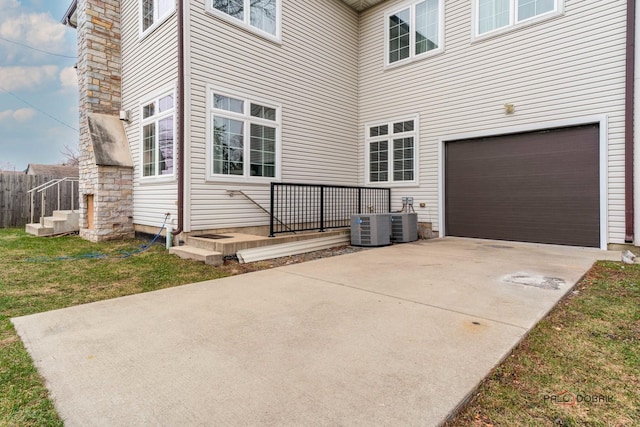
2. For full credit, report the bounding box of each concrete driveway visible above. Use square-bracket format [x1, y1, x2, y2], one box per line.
[12, 238, 618, 426]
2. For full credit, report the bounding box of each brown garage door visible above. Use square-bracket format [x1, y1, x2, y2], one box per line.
[445, 124, 600, 247]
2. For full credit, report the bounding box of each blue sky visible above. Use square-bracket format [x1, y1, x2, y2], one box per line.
[0, 0, 78, 171]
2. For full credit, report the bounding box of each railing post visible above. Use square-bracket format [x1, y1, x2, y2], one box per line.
[269, 182, 275, 237]
[57, 183, 61, 212]
[357, 188, 362, 215]
[40, 192, 45, 226]
[387, 188, 392, 213]
[71, 180, 75, 211]
[319, 185, 325, 232]
[30, 191, 34, 224]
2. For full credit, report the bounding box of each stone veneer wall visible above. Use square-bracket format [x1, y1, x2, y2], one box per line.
[77, 0, 134, 241]
[91, 166, 134, 239]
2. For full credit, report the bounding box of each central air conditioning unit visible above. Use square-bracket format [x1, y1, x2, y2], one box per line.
[350, 213, 391, 247]
[391, 213, 418, 243]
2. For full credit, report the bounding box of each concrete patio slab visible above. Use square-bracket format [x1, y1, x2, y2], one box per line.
[12, 238, 618, 426]
[283, 238, 617, 328]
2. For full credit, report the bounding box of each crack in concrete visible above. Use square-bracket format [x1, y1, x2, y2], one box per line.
[281, 270, 529, 331]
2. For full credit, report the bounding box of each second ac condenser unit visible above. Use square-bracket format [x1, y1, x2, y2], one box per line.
[390, 213, 418, 243]
[350, 214, 391, 247]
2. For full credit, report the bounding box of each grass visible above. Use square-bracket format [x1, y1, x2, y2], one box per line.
[446, 261, 640, 426]
[1, 228, 639, 426]
[0, 228, 241, 426]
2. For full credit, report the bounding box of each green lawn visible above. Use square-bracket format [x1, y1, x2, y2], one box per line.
[446, 261, 640, 426]
[1, 228, 639, 426]
[0, 228, 233, 426]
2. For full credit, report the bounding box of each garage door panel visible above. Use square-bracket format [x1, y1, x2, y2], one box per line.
[445, 124, 600, 247]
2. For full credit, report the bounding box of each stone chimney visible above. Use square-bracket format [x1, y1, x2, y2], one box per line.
[76, 0, 134, 242]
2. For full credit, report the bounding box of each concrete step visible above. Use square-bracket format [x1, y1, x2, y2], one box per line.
[186, 229, 350, 257]
[169, 246, 223, 266]
[25, 223, 55, 237]
[44, 211, 80, 235]
[187, 233, 270, 256]
[44, 218, 80, 234]
[26, 210, 80, 237]
[52, 210, 79, 219]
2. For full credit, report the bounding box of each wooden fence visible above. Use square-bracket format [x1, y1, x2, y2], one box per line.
[0, 174, 79, 228]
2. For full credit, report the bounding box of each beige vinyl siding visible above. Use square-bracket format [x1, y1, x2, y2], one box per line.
[121, 0, 179, 229]
[359, 0, 627, 243]
[187, 0, 359, 231]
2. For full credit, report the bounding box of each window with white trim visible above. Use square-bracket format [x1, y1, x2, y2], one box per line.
[141, 92, 175, 177]
[386, 0, 443, 66]
[209, 0, 279, 38]
[476, 0, 560, 36]
[141, 0, 174, 33]
[366, 118, 417, 184]
[210, 91, 280, 179]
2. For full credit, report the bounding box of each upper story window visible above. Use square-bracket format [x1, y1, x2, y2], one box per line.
[476, 0, 561, 37]
[141, 0, 174, 34]
[386, 0, 443, 67]
[208, 0, 281, 41]
[366, 116, 418, 185]
[141, 91, 175, 178]
[209, 89, 281, 181]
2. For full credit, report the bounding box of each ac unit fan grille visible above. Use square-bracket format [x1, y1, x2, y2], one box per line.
[360, 217, 371, 245]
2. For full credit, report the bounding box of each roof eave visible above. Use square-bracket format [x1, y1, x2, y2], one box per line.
[62, 0, 78, 28]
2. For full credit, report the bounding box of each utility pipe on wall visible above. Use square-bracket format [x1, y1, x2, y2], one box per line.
[166, 225, 173, 250]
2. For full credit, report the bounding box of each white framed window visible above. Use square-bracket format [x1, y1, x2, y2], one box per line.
[366, 116, 419, 185]
[141, 0, 174, 36]
[207, 0, 281, 42]
[208, 88, 281, 181]
[475, 0, 561, 37]
[385, 0, 444, 67]
[141, 91, 175, 178]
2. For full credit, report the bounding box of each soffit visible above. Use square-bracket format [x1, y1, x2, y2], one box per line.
[340, 0, 387, 12]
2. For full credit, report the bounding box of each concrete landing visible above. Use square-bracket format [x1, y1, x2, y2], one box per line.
[187, 229, 349, 256]
[12, 238, 619, 426]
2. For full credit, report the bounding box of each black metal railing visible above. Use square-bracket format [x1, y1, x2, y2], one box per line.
[269, 183, 391, 236]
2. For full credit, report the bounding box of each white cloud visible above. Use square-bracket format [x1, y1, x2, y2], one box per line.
[0, 6, 74, 64]
[0, 0, 20, 11]
[60, 66, 78, 89]
[0, 65, 58, 90]
[13, 108, 36, 121]
[0, 108, 36, 123]
[0, 12, 67, 53]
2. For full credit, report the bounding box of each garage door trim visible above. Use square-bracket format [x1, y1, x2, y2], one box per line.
[437, 115, 608, 249]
